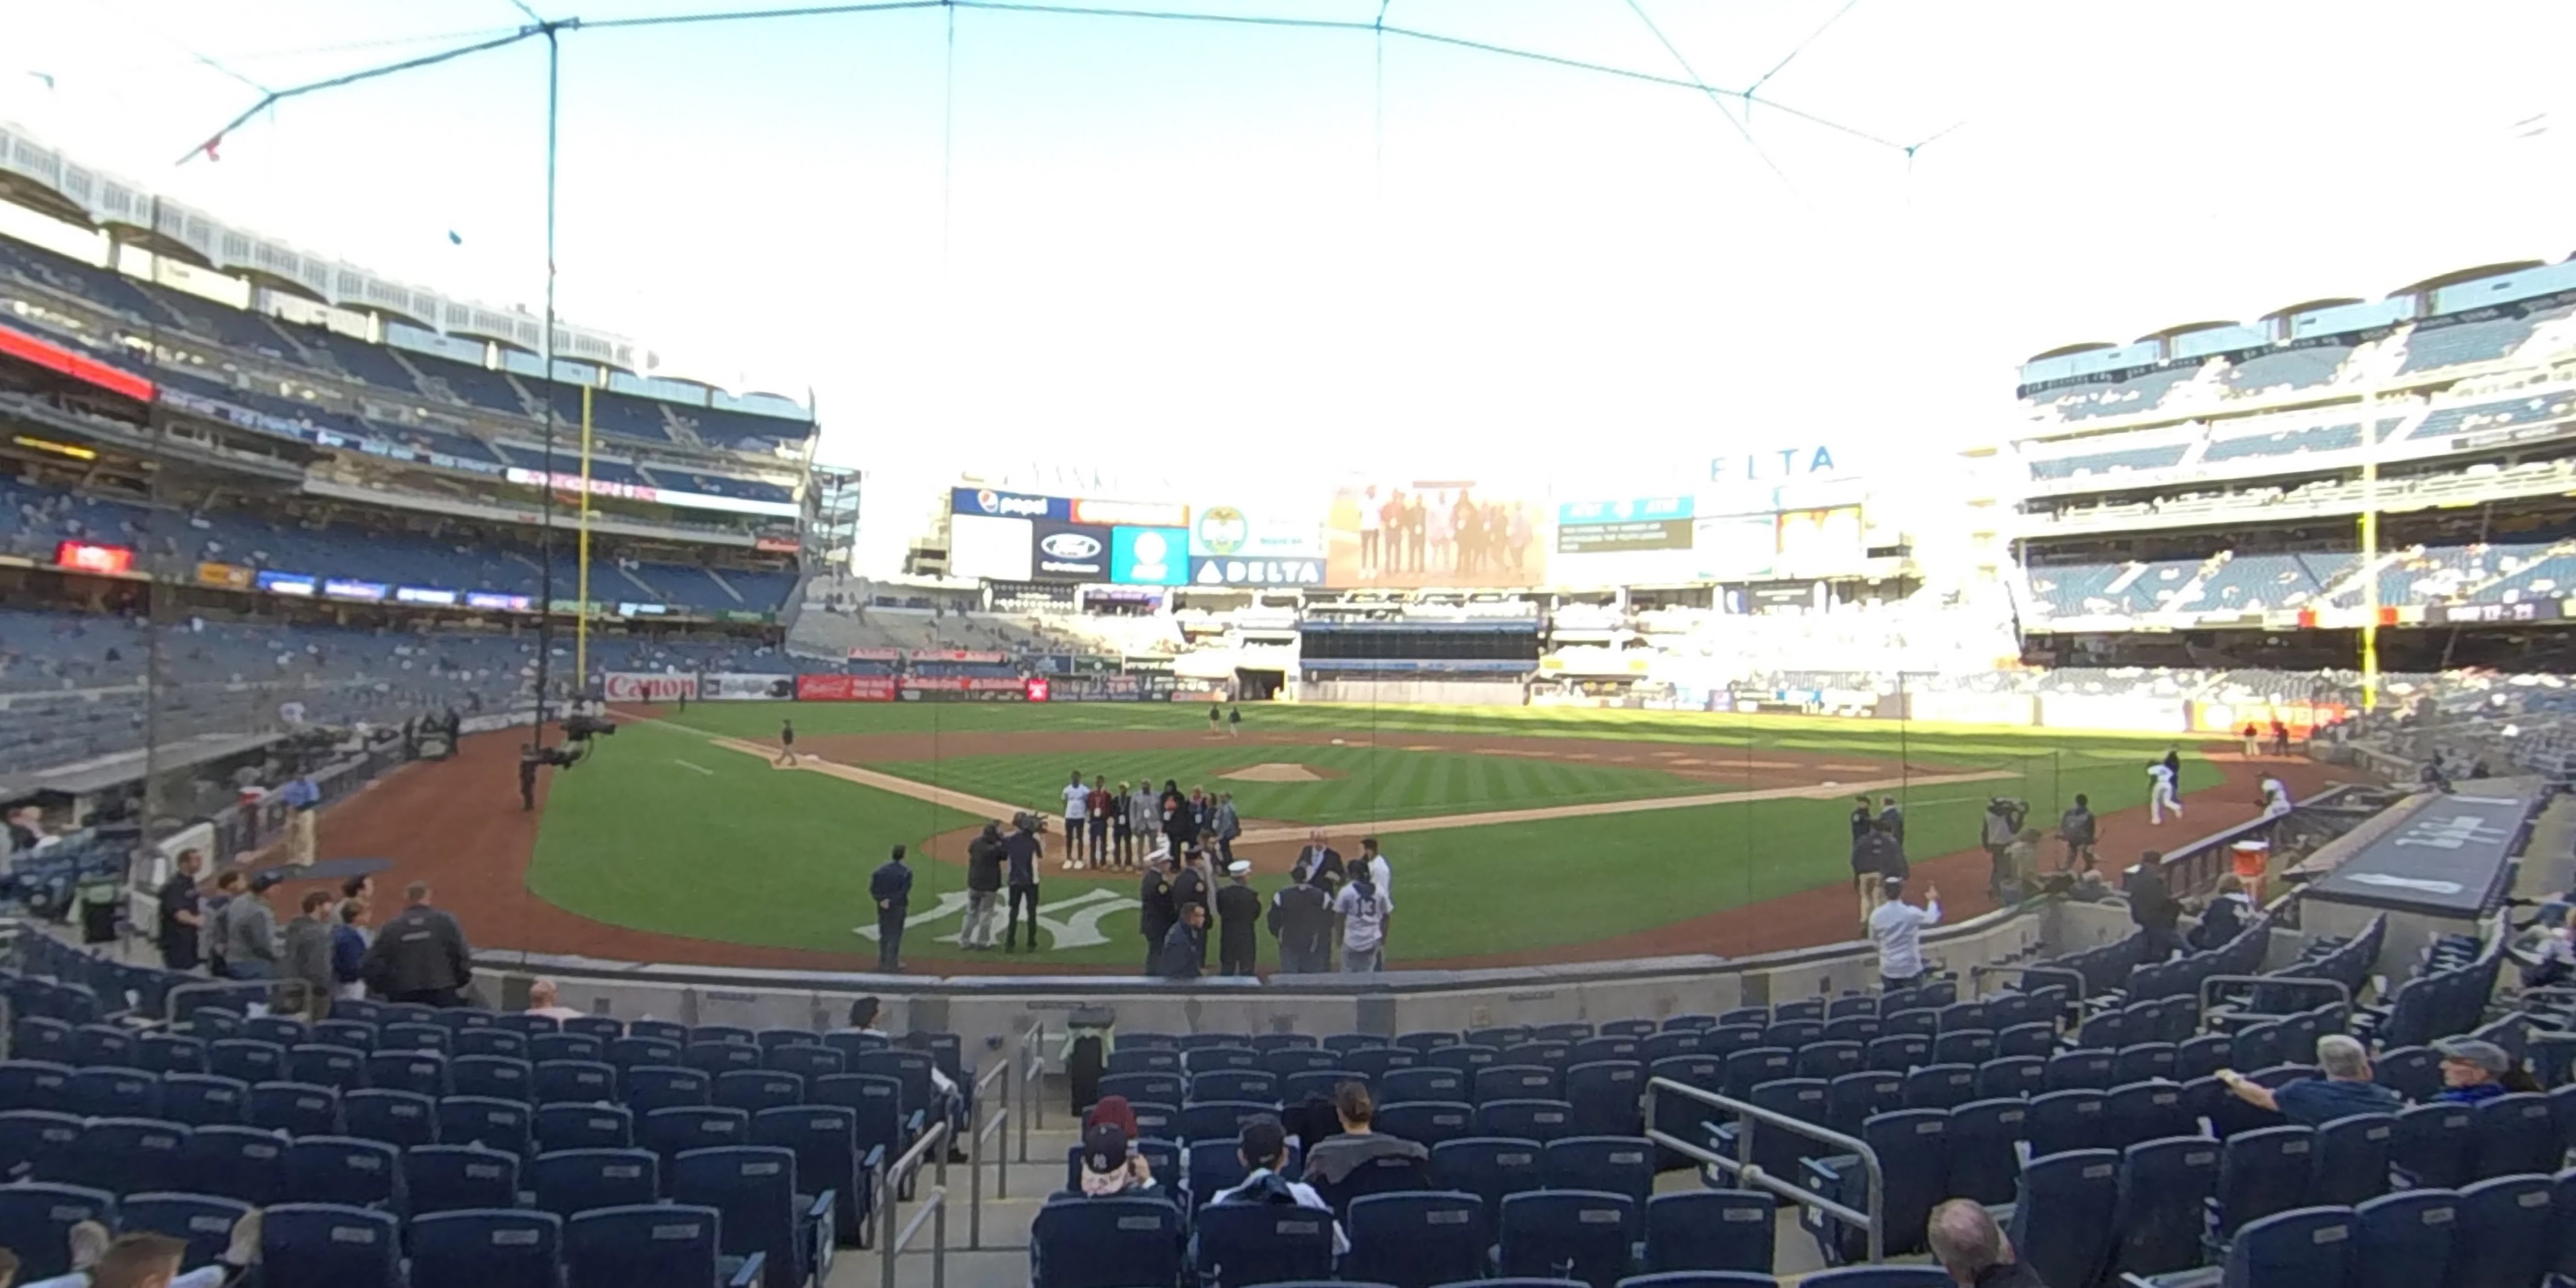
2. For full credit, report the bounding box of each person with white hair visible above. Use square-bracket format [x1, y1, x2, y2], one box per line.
[523, 979, 585, 1022]
[1926, 1198, 2043, 1287]
[2215, 1034, 2401, 1126]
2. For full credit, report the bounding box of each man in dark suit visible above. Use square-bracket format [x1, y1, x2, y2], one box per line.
[1138, 851, 1179, 973]
[870, 845, 912, 972]
[1159, 903, 1206, 981]
[1216, 860, 1262, 975]
[1292, 829, 1344, 889]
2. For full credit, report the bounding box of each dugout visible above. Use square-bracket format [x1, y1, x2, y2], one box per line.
[1296, 615, 1538, 706]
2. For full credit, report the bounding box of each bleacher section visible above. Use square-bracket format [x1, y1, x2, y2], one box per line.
[2023, 537, 2576, 618]
[2396, 308, 2568, 375]
[2030, 366, 2201, 422]
[2026, 442, 2190, 481]
[2220, 344, 2350, 396]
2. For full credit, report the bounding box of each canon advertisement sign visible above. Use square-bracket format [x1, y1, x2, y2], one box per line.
[1030, 520, 1111, 580]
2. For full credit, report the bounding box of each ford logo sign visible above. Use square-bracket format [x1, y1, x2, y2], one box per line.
[1040, 533, 1102, 559]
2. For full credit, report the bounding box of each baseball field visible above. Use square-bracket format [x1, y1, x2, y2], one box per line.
[300, 699, 2336, 973]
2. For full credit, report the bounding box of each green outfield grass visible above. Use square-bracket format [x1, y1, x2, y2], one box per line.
[526, 703, 2232, 963]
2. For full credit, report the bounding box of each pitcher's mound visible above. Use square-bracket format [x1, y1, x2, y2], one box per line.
[1221, 762, 1340, 783]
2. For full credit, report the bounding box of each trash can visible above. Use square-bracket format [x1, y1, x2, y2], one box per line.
[1064, 1005, 1115, 1116]
[2231, 839, 2269, 903]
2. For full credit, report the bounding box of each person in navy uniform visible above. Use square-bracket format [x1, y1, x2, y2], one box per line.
[870, 845, 912, 972]
[1159, 902, 1206, 980]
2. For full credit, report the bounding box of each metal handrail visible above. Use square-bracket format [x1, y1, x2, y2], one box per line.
[1642, 1076, 1889, 1263]
[2196, 973, 2353, 1020]
[873, 1119, 950, 1250]
[969, 1038, 1014, 1249]
[1017, 1018, 1045, 1164]
[883, 1185, 949, 1288]
[1968, 963, 2087, 1003]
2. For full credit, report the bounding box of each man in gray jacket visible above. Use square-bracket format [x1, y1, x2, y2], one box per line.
[221, 871, 283, 980]
[361, 881, 475, 1007]
[281, 888, 336, 1018]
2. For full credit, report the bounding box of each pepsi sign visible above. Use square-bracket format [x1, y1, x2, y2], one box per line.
[951, 486, 1070, 520]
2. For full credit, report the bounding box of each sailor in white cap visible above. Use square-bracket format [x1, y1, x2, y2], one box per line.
[1216, 858, 1262, 976]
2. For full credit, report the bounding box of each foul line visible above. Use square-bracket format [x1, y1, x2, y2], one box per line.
[673, 722, 2014, 841]
[672, 759, 715, 776]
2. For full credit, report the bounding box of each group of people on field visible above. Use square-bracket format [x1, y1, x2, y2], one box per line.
[1056, 772, 1245, 871]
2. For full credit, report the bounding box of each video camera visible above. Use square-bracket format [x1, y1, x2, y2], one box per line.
[525, 744, 584, 769]
[563, 713, 617, 742]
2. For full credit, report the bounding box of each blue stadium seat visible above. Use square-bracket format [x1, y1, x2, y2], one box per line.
[609, 1038, 682, 1074]
[1900, 1064, 1977, 1112]
[0, 1109, 80, 1181]
[1866, 1035, 1929, 1074]
[7, 1022, 70, 1068]
[366, 1049, 449, 1098]
[537, 1059, 619, 1105]
[1975, 1057, 2045, 1102]
[2221, 1205, 2353, 1288]
[1825, 1072, 1904, 1142]
[1719, 1050, 1792, 1104]
[135, 1033, 209, 1075]
[1184, 1101, 1279, 1144]
[1541, 1137, 1654, 1211]
[531, 1147, 661, 1221]
[1432, 1137, 1544, 1223]
[70, 1024, 134, 1068]
[2471, 1092, 2559, 1179]
[453, 1055, 536, 1103]
[2373, 1047, 2440, 1103]
[342, 1089, 437, 1149]
[1185, 1138, 1250, 1209]
[2212, 1125, 2317, 1239]
[1478, 1100, 1576, 1143]
[1498, 1190, 1636, 1288]
[0, 1181, 115, 1279]
[630, 1020, 691, 1047]
[440, 1096, 534, 1156]
[1933, 1029, 1996, 1067]
[1796, 1042, 1864, 1083]
[672, 1144, 832, 1288]
[1348, 1048, 1422, 1083]
[2350, 1189, 2458, 1288]
[1732, 1080, 1827, 1184]
[1571, 1037, 1641, 1067]
[248, 1081, 339, 1136]
[687, 1043, 761, 1077]
[407, 1143, 522, 1215]
[496, 1012, 559, 1037]
[564, 1015, 625, 1043]
[2045, 1049, 2114, 1092]
[2114, 1042, 2178, 1085]
[1477, 1065, 1561, 1106]
[1107, 1048, 1182, 1077]
[2309, 1113, 2396, 1209]
[410, 1207, 564, 1288]
[282, 1134, 399, 1208]
[119, 1191, 251, 1272]
[1382, 1067, 1467, 1107]
[767, 1044, 843, 1082]
[753, 1104, 869, 1249]
[1345, 1190, 1489, 1288]
[2103, 1081, 2194, 1152]
[1031, 1195, 1184, 1288]
[1805, 1109, 1946, 1263]
[456, 1029, 529, 1061]
[1285, 1070, 1367, 1106]
[1379, 1101, 1476, 1150]
[1192, 1070, 1278, 1103]
[627, 1065, 713, 1113]
[1944, 1099, 2027, 1206]
[2112, 1135, 2220, 1281]
[2393, 1103, 2476, 1189]
[287, 1043, 367, 1093]
[1254, 1033, 1322, 1054]
[532, 1033, 605, 1065]
[262, 1203, 400, 1287]
[60, 1117, 189, 1197]
[245, 1016, 308, 1048]
[2450, 1172, 2553, 1288]
[715, 1070, 805, 1116]
[1195, 1200, 1338, 1288]
[66, 1065, 161, 1119]
[1100, 1072, 1185, 1106]
[644, 1106, 750, 1169]
[383, 1023, 452, 1055]
[1796, 1271, 1950, 1288]
[2024, 1088, 2107, 1157]
[537, 1102, 635, 1152]
[1430, 1045, 1503, 1076]
[1641, 1189, 1771, 1274]
[1265, 1048, 1342, 1080]
[2003, 1147, 2117, 1288]
[1618, 1272, 1771, 1288]
[184, 1124, 287, 1205]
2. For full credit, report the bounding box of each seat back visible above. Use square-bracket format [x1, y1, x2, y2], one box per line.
[184, 1124, 287, 1205]
[2450, 1172, 2553, 1288]
[66, 1065, 161, 1120]
[343, 1089, 437, 1149]
[1099, 1071, 1185, 1106]
[1496, 1189, 1636, 1288]
[753, 1104, 865, 1233]
[119, 1192, 251, 1272]
[2112, 1135, 2221, 1279]
[1430, 1136, 1544, 1220]
[409, 1209, 563, 1288]
[642, 1105, 748, 1167]
[0, 1109, 81, 1181]
[282, 1134, 400, 1208]
[1540, 1136, 1653, 1210]
[1193, 1199, 1338, 1288]
[531, 1147, 660, 1220]
[2003, 1148, 2118, 1288]
[1477, 1064, 1562, 1105]
[1345, 1190, 1489, 1288]
[1642, 1189, 1771, 1275]
[2470, 1092, 2559, 1179]
[2024, 1089, 2106, 1157]
[406, 1144, 522, 1215]
[61, 1116, 189, 1197]
[1378, 1101, 1475, 1150]
[260, 1203, 400, 1288]
[671, 1144, 805, 1288]
[1900, 1064, 1976, 1112]
[1477, 1099, 1577, 1143]
[566, 1202, 723, 1288]
[2350, 1189, 2458, 1288]
[2392, 1103, 2476, 1190]
[457, 1030, 530, 1061]
[439, 1095, 534, 1156]
[1860, 1109, 1950, 1258]
[2310, 1113, 2397, 1208]
[1943, 1099, 2028, 1206]
[1380, 1067, 1467, 1107]
[1564, 1061, 1644, 1136]
[0, 1183, 114, 1279]
[2215, 1125, 2317, 1237]
[2102, 1081, 2193, 1153]
[2220, 1205, 2354, 1288]
[1031, 1195, 1185, 1288]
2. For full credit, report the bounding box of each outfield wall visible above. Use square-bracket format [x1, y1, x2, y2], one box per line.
[1298, 677, 1528, 706]
[478, 898, 2057, 1073]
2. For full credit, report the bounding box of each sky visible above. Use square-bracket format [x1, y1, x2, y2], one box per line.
[5, 0, 2575, 568]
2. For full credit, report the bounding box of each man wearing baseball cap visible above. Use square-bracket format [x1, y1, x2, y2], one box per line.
[2430, 1037, 2531, 1104]
[1201, 1118, 1347, 1254]
[2213, 1034, 2401, 1126]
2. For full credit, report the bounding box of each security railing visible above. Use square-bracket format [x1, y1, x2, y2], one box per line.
[967, 1019, 1040, 1249]
[2196, 972, 2352, 1020]
[876, 1120, 950, 1285]
[1642, 1076, 1890, 1263]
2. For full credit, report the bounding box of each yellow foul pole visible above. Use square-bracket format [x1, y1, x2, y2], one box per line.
[576, 385, 595, 691]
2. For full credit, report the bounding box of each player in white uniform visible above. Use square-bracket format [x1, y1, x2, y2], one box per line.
[2259, 775, 2292, 819]
[2147, 761, 2182, 824]
[1061, 772, 1090, 870]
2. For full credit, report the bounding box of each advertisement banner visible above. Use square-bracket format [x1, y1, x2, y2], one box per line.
[197, 561, 253, 589]
[2189, 700, 2350, 736]
[1112, 526, 1190, 586]
[1048, 674, 1159, 701]
[1191, 504, 1322, 559]
[603, 672, 699, 703]
[796, 673, 899, 701]
[699, 673, 798, 701]
[951, 486, 1069, 520]
[914, 649, 1009, 664]
[2425, 600, 2564, 625]
[394, 586, 460, 606]
[1325, 479, 1547, 589]
[847, 646, 906, 662]
[1030, 520, 1113, 581]
[1557, 496, 1696, 526]
[257, 570, 319, 597]
[323, 578, 390, 602]
[1555, 519, 1694, 554]
[54, 541, 134, 575]
[466, 591, 533, 612]
[2036, 692, 2187, 733]
[754, 534, 801, 553]
[896, 676, 1048, 702]
[1072, 497, 1190, 528]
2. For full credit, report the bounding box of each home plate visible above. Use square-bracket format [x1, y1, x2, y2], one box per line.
[1222, 763, 1327, 783]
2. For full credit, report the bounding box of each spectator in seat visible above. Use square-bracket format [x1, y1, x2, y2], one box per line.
[1077, 1096, 1155, 1195]
[523, 978, 586, 1022]
[1300, 1082, 1427, 1188]
[1926, 1199, 2042, 1288]
[2190, 874, 2255, 951]
[1204, 1118, 1347, 1254]
[2215, 1034, 2400, 1126]
[361, 880, 474, 1007]
[2430, 1037, 2536, 1103]
[24, 1210, 261, 1288]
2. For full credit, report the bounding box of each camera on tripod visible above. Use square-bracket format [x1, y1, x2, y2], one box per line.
[563, 713, 616, 741]
[526, 744, 583, 769]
